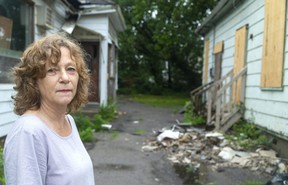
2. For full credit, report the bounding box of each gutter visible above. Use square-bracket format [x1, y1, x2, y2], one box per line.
[195, 0, 245, 36]
[80, 4, 126, 31]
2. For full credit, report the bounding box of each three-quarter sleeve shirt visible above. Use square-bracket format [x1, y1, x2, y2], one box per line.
[4, 114, 95, 185]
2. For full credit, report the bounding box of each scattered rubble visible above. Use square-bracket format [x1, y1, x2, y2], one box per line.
[141, 122, 288, 179]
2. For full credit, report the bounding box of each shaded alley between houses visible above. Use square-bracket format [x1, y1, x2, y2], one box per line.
[84, 96, 285, 185]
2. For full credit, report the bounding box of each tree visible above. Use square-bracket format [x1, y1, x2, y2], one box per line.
[116, 0, 219, 94]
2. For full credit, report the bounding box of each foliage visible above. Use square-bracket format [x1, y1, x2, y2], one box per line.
[73, 103, 118, 142]
[92, 114, 107, 131]
[115, 0, 220, 93]
[79, 127, 94, 142]
[0, 146, 5, 185]
[183, 101, 205, 126]
[73, 112, 95, 142]
[98, 103, 118, 122]
[226, 119, 271, 150]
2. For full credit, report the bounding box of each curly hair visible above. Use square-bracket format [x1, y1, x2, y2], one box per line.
[12, 32, 90, 115]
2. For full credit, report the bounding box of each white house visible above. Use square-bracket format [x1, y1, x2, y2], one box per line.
[194, 0, 288, 152]
[0, 0, 125, 137]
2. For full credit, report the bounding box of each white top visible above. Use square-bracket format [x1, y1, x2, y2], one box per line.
[4, 114, 95, 185]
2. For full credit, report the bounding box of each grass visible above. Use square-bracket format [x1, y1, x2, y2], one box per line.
[133, 129, 146, 135]
[0, 145, 5, 184]
[131, 93, 188, 110]
[238, 180, 265, 185]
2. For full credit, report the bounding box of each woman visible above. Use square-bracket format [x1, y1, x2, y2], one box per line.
[4, 33, 95, 185]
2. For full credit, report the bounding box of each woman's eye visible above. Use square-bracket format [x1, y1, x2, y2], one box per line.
[47, 67, 58, 75]
[67, 66, 77, 73]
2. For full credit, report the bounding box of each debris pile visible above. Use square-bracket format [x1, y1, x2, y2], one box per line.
[141, 124, 287, 176]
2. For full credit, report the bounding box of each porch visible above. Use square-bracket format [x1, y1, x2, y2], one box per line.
[190, 67, 247, 132]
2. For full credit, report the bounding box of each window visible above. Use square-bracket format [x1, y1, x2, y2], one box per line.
[0, 0, 33, 83]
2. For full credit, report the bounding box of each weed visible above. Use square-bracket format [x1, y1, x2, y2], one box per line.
[133, 129, 146, 135]
[183, 101, 205, 126]
[110, 131, 119, 141]
[73, 102, 118, 142]
[79, 127, 94, 142]
[0, 146, 5, 185]
[73, 112, 95, 142]
[226, 119, 271, 150]
[92, 114, 107, 131]
[98, 103, 118, 122]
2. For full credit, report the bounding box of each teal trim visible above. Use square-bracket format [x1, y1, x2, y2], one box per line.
[260, 87, 283, 92]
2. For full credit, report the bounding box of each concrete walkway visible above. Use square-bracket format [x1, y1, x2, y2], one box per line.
[86, 96, 184, 185]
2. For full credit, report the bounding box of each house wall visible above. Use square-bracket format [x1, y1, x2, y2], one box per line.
[203, 0, 288, 138]
[34, 0, 70, 39]
[0, 0, 72, 137]
[78, 15, 109, 37]
[77, 15, 109, 105]
[0, 85, 18, 137]
[78, 14, 122, 105]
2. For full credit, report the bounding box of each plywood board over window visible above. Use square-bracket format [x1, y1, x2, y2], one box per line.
[204, 40, 210, 83]
[261, 0, 286, 88]
[213, 41, 224, 81]
[233, 25, 247, 103]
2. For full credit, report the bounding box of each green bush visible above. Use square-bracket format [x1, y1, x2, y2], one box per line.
[92, 114, 107, 131]
[183, 101, 205, 126]
[79, 127, 94, 142]
[73, 112, 95, 142]
[98, 103, 117, 122]
[226, 119, 271, 150]
[73, 102, 118, 142]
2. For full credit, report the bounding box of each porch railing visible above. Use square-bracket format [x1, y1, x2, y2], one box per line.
[209, 67, 247, 131]
[190, 67, 247, 132]
[190, 81, 214, 116]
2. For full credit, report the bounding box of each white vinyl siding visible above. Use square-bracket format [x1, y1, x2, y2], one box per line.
[203, 0, 288, 137]
[0, 84, 18, 137]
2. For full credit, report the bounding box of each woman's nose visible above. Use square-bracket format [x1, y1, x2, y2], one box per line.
[59, 70, 70, 83]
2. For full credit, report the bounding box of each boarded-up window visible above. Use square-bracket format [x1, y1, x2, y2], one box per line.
[204, 40, 210, 83]
[261, 0, 286, 88]
[213, 41, 224, 81]
[233, 25, 247, 103]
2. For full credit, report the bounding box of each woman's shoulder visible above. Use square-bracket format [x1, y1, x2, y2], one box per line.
[11, 114, 47, 135]
[4, 115, 48, 147]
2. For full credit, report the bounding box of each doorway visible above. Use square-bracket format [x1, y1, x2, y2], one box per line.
[81, 42, 100, 102]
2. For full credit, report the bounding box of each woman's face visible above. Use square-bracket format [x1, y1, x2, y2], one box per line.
[37, 47, 79, 109]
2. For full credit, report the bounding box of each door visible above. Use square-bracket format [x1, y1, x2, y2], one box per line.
[81, 42, 100, 102]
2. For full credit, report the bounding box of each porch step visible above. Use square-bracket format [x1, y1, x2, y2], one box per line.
[218, 112, 242, 132]
[81, 102, 100, 117]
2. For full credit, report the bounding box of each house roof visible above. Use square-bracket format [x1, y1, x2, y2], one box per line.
[62, 0, 126, 32]
[195, 0, 245, 36]
[63, 0, 116, 10]
[72, 25, 104, 41]
[80, 4, 126, 32]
